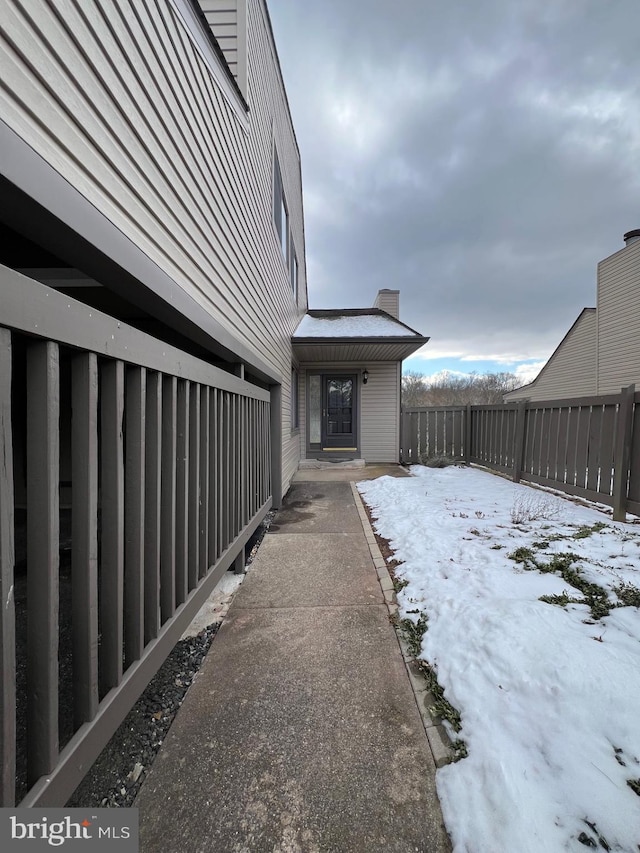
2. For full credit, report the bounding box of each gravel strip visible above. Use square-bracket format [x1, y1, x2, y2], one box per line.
[66, 623, 219, 808]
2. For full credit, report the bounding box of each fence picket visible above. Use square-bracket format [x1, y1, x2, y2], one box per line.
[26, 341, 60, 784]
[401, 387, 639, 515]
[0, 329, 15, 805]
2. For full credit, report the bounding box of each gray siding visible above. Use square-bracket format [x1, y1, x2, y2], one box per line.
[373, 289, 399, 319]
[0, 0, 306, 490]
[505, 310, 597, 402]
[597, 240, 640, 394]
[199, 0, 247, 97]
[361, 363, 400, 462]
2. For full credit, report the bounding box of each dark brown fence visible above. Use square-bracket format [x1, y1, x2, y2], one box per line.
[0, 267, 272, 806]
[401, 386, 639, 521]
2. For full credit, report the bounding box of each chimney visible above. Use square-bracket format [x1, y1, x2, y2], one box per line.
[373, 289, 399, 319]
[623, 229, 640, 247]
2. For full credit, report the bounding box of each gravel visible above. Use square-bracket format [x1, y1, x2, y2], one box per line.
[66, 623, 220, 808]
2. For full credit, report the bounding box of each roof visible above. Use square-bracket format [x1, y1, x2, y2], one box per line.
[292, 309, 428, 362]
[503, 308, 596, 400]
[294, 309, 424, 339]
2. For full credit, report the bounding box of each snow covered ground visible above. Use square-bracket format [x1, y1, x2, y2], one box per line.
[358, 465, 640, 853]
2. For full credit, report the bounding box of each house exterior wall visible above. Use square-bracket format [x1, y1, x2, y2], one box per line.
[0, 0, 306, 492]
[200, 0, 248, 97]
[597, 239, 640, 394]
[298, 362, 400, 463]
[505, 310, 597, 401]
[360, 362, 400, 461]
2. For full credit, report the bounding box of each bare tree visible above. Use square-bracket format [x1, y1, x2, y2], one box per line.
[401, 371, 520, 407]
[401, 371, 429, 407]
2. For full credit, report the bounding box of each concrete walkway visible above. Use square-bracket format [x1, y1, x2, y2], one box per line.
[136, 467, 451, 853]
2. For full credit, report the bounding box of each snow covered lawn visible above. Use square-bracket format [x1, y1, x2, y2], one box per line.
[358, 465, 640, 853]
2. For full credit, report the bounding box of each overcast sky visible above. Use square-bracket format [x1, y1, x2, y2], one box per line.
[268, 0, 640, 383]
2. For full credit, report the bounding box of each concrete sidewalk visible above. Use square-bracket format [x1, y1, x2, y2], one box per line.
[136, 469, 451, 853]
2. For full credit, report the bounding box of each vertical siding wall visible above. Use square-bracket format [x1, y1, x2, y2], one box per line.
[597, 239, 640, 394]
[0, 0, 305, 490]
[361, 363, 400, 462]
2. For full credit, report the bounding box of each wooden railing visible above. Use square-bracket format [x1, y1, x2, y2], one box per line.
[401, 387, 639, 521]
[0, 266, 272, 806]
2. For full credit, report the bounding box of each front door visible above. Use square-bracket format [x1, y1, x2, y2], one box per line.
[322, 375, 357, 450]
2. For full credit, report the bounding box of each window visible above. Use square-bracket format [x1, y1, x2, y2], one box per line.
[274, 149, 299, 302]
[273, 152, 286, 255]
[291, 367, 299, 429]
[290, 250, 298, 299]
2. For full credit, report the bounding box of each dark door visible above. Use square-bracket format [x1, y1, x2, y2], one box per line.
[322, 375, 356, 449]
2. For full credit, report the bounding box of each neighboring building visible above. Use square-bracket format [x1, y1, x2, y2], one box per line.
[505, 231, 640, 402]
[293, 290, 428, 463]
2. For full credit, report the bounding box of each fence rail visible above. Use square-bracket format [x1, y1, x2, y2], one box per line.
[0, 267, 272, 806]
[401, 387, 639, 520]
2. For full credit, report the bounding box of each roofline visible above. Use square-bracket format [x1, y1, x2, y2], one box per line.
[293, 336, 430, 346]
[504, 306, 596, 396]
[302, 308, 425, 338]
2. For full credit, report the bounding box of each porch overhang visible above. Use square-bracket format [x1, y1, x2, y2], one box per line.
[292, 336, 429, 362]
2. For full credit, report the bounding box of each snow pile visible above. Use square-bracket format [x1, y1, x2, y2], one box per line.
[294, 313, 417, 337]
[358, 466, 640, 853]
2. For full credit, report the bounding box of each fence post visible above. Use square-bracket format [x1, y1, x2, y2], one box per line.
[270, 384, 282, 508]
[512, 402, 527, 483]
[0, 328, 16, 806]
[464, 405, 472, 462]
[613, 384, 635, 522]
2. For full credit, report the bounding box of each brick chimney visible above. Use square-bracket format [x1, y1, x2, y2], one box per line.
[373, 289, 399, 319]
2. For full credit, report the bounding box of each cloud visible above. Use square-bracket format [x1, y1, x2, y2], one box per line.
[268, 0, 640, 363]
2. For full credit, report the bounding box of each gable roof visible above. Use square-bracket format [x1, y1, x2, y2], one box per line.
[503, 308, 596, 403]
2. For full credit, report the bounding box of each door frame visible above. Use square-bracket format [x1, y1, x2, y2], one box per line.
[322, 373, 357, 450]
[306, 371, 360, 457]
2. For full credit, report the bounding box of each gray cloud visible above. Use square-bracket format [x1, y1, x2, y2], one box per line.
[268, 0, 640, 361]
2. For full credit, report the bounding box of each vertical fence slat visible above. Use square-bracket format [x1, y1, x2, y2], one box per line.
[188, 383, 200, 591]
[586, 406, 602, 492]
[175, 380, 189, 607]
[598, 404, 616, 496]
[627, 398, 640, 504]
[199, 387, 209, 580]
[124, 367, 146, 668]
[208, 389, 218, 567]
[161, 376, 177, 623]
[613, 385, 636, 521]
[575, 406, 590, 488]
[100, 359, 125, 694]
[27, 340, 60, 783]
[0, 328, 15, 805]
[71, 352, 99, 727]
[222, 393, 230, 551]
[144, 372, 162, 644]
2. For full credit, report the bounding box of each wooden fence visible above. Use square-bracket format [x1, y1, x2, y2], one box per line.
[0, 268, 273, 806]
[401, 387, 640, 521]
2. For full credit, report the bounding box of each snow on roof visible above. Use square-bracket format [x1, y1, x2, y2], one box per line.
[294, 312, 419, 338]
